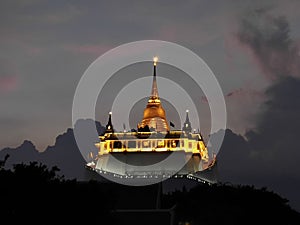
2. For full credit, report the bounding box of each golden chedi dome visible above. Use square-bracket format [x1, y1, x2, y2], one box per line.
[138, 57, 169, 132]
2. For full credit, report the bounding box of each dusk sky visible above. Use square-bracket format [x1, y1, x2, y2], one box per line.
[1, 0, 299, 150]
[1, 0, 300, 212]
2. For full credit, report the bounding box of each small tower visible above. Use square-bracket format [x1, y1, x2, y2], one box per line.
[105, 112, 114, 133]
[182, 110, 192, 133]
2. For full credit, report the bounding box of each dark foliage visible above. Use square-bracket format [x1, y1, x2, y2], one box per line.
[0, 157, 115, 224]
[0, 156, 299, 225]
[167, 183, 300, 225]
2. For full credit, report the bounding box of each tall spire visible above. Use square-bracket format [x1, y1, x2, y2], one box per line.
[150, 56, 159, 99]
[182, 109, 192, 132]
[138, 57, 169, 132]
[185, 110, 190, 123]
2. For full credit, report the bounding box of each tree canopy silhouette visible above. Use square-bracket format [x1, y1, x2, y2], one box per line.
[0, 155, 299, 225]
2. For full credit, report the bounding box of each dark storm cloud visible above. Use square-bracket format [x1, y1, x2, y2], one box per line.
[217, 6, 300, 210]
[219, 77, 300, 178]
[218, 77, 300, 211]
[247, 77, 300, 177]
[235, 7, 300, 174]
[237, 7, 300, 80]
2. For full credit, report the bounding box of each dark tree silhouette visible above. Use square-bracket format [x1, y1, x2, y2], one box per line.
[0, 154, 9, 169]
[0, 155, 299, 225]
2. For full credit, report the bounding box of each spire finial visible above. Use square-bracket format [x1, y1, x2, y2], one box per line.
[153, 56, 158, 66]
[153, 56, 158, 77]
[185, 110, 190, 123]
[150, 56, 159, 98]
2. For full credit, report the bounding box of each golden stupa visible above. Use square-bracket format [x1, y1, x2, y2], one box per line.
[86, 56, 217, 184]
[138, 57, 170, 132]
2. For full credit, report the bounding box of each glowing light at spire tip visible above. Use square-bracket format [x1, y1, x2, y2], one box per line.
[153, 56, 158, 66]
